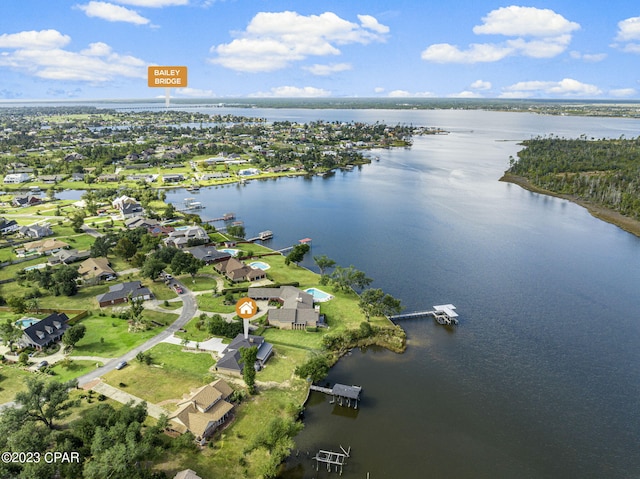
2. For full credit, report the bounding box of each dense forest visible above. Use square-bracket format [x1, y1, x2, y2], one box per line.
[506, 135, 640, 220]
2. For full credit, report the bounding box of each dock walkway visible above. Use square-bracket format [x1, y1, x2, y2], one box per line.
[389, 304, 459, 325]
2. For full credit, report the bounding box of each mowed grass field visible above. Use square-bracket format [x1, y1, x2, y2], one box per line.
[102, 342, 216, 405]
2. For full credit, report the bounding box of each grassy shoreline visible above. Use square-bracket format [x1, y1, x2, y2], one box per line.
[500, 172, 640, 238]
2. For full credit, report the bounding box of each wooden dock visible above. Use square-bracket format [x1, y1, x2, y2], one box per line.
[313, 446, 351, 474]
[246, 230, 273, 242]
[389, 304, 459, 325]
[203, 212, 235, 223]
[310, 384, 362, 409]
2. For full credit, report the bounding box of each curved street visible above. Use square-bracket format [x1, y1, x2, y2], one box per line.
[76, 279, 197, 387]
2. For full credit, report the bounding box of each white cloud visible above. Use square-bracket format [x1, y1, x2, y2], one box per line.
[0, 30, 70, 49]
[449, 91, 484, 98]
[303, 63, 352, 76]
[374, 87, 385, 93]
[111, 0, 188, 6]
[76, 2, 150, 25]
[501, 78, 602, 97]
[570, 51, 607, 62]
[616, 17, 640, 42]
[422, 42, 512, 63]
[422, 6, 579, 64]
[210, 11, 389, 72]
[249, 86, 331, 98]
[470, 80, 491, 90]
[473, 6, 579, 37]
[0, 30, 146, 82]
[388, 90, 434, 98]
[614, 17, 640, 54]
[609, 88, 636, 97]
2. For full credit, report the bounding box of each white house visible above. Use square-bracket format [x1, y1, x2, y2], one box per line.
[3, 173, 30, 184]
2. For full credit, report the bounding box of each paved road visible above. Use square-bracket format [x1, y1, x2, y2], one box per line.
[76, 279, 198, 387]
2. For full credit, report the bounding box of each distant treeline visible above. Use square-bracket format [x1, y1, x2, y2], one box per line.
[507, 135, 640, 220]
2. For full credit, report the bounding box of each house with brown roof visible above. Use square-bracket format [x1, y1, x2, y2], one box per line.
[169, 379, 235, 442]
[78, 257, 116, 283]
[214, 257, 266, 283]
[21, 238, 69, 256]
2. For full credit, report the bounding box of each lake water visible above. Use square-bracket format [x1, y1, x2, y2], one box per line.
[167, 108, 640, 478]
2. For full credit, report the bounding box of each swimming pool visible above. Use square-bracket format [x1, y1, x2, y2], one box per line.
[15, 318, 40, 328]
[248, 261, 271, 270]
[220, 248, 239, 256]
[304, 288, 333, 302]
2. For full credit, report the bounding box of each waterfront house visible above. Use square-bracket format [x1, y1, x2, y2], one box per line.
[168, 379, 235, 443]
[215, 334, 273, 375]
[19, 312, 69, 350]
[3, 173, 30, 184]
[163, 225, 209, 249]
[248, 286, 320, 330]
[214, 257, 266, 283]
[96, 281, 151, 307]
[124, 217, 160, 230]
[184, 245, 231, 265]
[162, 174, 185, 183]
[12, 195, 41, 208]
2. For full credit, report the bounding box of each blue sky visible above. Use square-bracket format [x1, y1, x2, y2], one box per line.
[1, 0, 640, 100]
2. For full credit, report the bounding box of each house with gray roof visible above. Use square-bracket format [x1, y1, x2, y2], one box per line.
[96, 281, 152, 307]
[184, 245, 231, 265]
[216, 334, 273, 375]
[19, 223, 53, 239]
[19, 312, 69, 350]
[248, 286, 320, 330]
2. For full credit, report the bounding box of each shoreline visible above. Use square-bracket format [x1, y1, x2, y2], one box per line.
[500, 173, 640, 238]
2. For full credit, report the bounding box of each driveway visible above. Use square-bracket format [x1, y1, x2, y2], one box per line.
[88, 380, 168, 419]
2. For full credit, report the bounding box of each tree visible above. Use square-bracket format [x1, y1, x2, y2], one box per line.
[51, 265, 80, 296]
[140, 257, 166, 281]
[90, 233, 116, 258]
[113, 237, 137, 261]
[313, 255, 336, 275]
[6, 295, 27, 314]
[329, 265, 372, 293]
[359, 288, 403, 321]
[239, 346, 258, 394]
[227, 224, 245, 238]
[163, 202, 176, 220]
[14, 377, 79, 429]
[68, 210, 86, 233]
[295, 353, 331, 383]
[0, 319, 23, 347]
[285, 243, 310, 265]
[62, 323, 86, 349]
[128, 296, 146, 332]
[171, 250, 204, 277]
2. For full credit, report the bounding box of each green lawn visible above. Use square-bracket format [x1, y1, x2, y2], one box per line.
[179, 274, 219, 292]
[50, 360, 100, 382]
[173, 315, 210, 342]
[0, 364, 31, 403]
[103, 342, 216, 405]
[196, 294, 236, 314]
[257, 344, 309, 383]
[148, 281, 180, 301]
[70, 312, 176, 358]
[263, 328, 324, 350]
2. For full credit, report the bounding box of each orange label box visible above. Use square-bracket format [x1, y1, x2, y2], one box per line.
[148, 66, 188, 87]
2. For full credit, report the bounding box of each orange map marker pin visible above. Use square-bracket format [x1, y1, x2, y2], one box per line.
[236, 297, 257, 319]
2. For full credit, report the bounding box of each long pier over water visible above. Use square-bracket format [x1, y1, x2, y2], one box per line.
[389, 304, 459, 325]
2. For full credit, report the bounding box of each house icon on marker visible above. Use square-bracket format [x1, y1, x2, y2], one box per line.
[236, 297, 257, 319]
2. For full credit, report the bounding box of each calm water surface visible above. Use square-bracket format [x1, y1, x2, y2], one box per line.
[163, 109, 640, 478]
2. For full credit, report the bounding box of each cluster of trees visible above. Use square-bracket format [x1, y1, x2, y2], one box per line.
[140, 247, 204, 281]
[197, 313, 243, 338]
[294, 353, 331, 383]
[508, 135, 640, 219]
[17, 264, 80, 297]
[0, 378, 168, 479]
[284, 243, 310, 265]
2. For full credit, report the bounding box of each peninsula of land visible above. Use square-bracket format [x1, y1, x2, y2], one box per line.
[502, 135, 640, 238]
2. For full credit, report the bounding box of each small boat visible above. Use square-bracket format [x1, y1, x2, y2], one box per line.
[186, 185, 200, 192]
